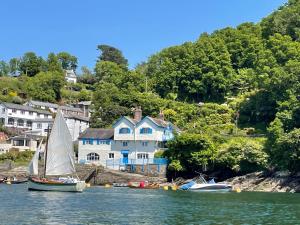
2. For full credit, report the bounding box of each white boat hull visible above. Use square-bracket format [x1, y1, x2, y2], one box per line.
[28, 179, 86, 192]
[189, 183, 232, 192]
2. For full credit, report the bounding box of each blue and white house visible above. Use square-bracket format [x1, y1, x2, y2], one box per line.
[78, 107, 179, 169]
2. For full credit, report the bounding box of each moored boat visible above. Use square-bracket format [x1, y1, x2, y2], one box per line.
[27, 110, 86, 192]
[180, 175, 232, 192]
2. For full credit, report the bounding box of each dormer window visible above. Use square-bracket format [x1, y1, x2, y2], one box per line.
[140, 127, 152, 134]
[119, 128, 130, 134]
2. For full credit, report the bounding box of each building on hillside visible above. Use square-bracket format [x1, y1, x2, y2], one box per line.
[25, 100, 84, 117]
[78, 107, 179, 169]
[9, 134, 44, 152]
[0, 102, 52, 131]
[30, 115, 89, 141]
[72, 101, 91, 117]
[65, 69, 77, 83]
[0, 132, 10, 155]
[78, 128, 114, 165]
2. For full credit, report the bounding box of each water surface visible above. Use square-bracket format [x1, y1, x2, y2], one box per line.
[0, 184, 299, 225]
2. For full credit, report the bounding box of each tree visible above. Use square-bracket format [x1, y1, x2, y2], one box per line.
[97, 44, 128, 70]
[19, 52, 45, 76]
[94, 61, 126, 86]
[0, 61, 10, 76]
[57, 52, 78, 70]
[9, 58, 20, 76]
[25, 71, 65, 102]
[46, 53, 63, 73]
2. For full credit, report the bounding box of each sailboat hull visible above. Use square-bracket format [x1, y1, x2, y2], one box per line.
[28, 178, 86, 192]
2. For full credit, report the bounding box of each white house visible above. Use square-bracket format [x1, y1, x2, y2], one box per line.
[72, 101, 91, 117]
[9, 134, 44, 152]
[65, 69, 77, 83]
[78, 107, 179, 168]
[0, 102, 52, 130]
[78, 128, 115, 165]
[25, 100, 84, 117]
[30, 115, 89, 141]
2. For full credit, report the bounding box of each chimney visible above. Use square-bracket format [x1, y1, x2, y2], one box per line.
[158, 110, 164, 121]
[133, 106, 142, 121]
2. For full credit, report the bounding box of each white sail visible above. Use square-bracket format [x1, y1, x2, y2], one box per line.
[45, 110, 76, 176]
[28, 142, 42, 176]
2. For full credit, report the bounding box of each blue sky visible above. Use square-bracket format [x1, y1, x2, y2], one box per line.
[0, 0, 287, 71]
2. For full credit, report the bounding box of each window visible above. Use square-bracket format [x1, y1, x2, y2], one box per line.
[12, 109, 17, 113]
[137, 153, 149, 159]
[2, 108, 5, 114]
[97, 140, 111, 145]
[17, 119, 24, 126]
[86, 139, 94, 145]
[122, 141, 128, 147]
[8, 118, 14, 125]
[142, 141, 148, 147]
[87, 152, 99, 161]
[37, 113, 40, 118]
[37, 123, 42, 129]
[26, 121, 32, 127]
[140, 127, 152, 134]
[119, 128, 130, 134]
[29, 111, 33, 115]
[21, 110, 25, 115]
[109, 153, 114, 159]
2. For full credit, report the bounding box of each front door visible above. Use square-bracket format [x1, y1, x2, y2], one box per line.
[122, 153, 128, 164]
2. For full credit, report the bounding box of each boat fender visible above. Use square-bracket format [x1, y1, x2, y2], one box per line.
[163, 186, 169, 191]
[86, 183, 91, 188]
[171, 186, 177, 191]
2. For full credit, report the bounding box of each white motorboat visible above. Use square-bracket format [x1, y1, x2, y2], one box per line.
[180, 175, 232, 192]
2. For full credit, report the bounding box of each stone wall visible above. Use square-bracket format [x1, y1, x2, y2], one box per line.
[126, 164, 167, 178]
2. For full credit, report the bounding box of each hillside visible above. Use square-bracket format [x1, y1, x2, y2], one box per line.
[0, 0, 299, 178]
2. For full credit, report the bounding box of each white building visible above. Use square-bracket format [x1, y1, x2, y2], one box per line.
[72, 101, 91, 117]
[9, 134, 44, 152]
[25, 100, 84, 117]
[78, 128, 115, 165]
[65, 69, 77, 83]
[78, 107, 179, 168]
[30, 115, 89, 141]
[0, 102, 52, 131]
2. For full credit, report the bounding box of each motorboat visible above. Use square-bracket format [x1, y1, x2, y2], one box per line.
[179, 175, 232, 192]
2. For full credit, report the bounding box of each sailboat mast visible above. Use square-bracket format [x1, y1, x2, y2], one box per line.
[43, 124, 50, 178]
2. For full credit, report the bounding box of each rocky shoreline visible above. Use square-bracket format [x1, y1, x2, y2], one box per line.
[225, 171, 300, 193]
[0, 163, 299, 193]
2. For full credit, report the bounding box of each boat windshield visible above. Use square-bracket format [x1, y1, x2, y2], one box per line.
[194, 175, 207, 184]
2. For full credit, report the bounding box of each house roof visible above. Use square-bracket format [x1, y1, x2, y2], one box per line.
[28, 100, 58, 109]
[76, 101, 92, 106]
[1, 102, 52, 115]
[78, 128, 114, 139]
[65, 70, 77, 78]
[65, 114, 89, 122]
[33, 118, 54, 123]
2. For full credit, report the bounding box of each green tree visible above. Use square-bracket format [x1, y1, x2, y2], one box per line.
[97, 44, 128, 70]
[0, 61, 10, 76]
[46, 53, 63, 73]
[25, 71, 65, 102]
[57, 52, 78, 70]
[19, 52, 45, 76]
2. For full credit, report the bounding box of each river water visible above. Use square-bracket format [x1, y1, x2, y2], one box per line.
[0, 184, 299, 225]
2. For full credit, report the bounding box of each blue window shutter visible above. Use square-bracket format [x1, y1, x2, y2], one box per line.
[83, 139, 86, 145]
[97, 139, 100, 145]
[149, 128, 152, 134]
[90, 139, 94, 145]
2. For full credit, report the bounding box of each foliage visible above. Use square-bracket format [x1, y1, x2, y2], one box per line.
[216, 137, 268, 174]
[97, 44, 128, 70]
[57, 52, 78, 70]
[164, 133, 216, 174]
[25, 71, 65, 102]
[19, 52, 45, 77]
[0, 151, 34, 162]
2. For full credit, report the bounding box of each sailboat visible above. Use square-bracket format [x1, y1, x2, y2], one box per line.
[27, 110, 86, 192]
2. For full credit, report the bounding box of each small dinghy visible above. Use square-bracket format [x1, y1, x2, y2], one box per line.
[180, 175, 232, 192]
[113, 183, 128, 187]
